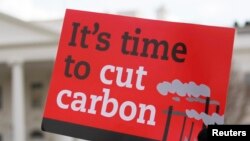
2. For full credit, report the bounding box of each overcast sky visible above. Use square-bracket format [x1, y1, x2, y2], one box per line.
[0, 0, 250, 27]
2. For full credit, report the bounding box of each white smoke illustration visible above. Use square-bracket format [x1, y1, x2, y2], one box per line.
[172, 96, 181, 102]
[185, 109, 224, 125]
[157, 79, 210, 98]
[186, 97, 220, 105]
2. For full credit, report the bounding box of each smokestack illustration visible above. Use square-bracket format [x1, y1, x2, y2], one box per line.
[162, 106, 173, 141]
[158, 79, 222, 141]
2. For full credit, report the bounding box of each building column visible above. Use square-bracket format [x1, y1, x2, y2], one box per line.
[10, 60, 26, 141]
[55, 135, 73, 141]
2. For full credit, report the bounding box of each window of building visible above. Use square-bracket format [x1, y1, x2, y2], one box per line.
[30, 82, 44, 108]
[0, 86, 2, 110]
[245, 73, 250, 85]
[246, 73, 250, 95]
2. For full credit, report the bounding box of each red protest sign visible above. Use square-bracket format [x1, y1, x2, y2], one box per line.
[42, 9, 235, 141]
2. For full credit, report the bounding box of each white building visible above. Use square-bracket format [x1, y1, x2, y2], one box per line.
[0, 10, 250, 141]
[0, 12, 82, 141]
[225, 25, 250, 124]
